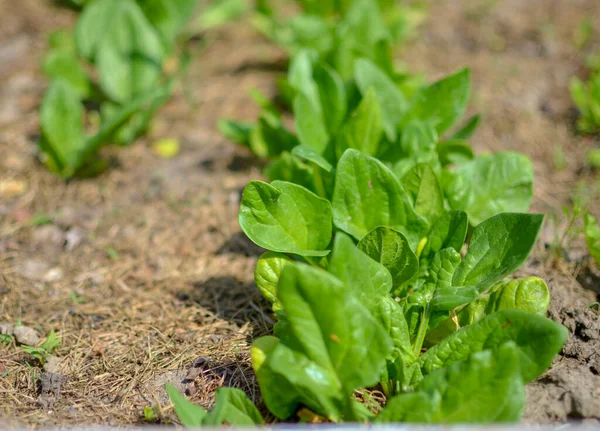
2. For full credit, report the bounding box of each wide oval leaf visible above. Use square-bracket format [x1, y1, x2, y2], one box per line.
[278, 263, 393, 392]
[453, 213, 544, 292]
[442, 152, 534, 225]
[239, 180, 332, 256]
[332, 149, 428, 248]
[379, 343, 525, 423]
[358, 226, 419, 288]
[406, 68, 471, 135]
[417, 309, 567, 383]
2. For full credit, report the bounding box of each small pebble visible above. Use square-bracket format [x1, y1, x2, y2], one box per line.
[43, 267, 64, 283]
[17, 259, 50, 280]
[13, 326, 39, 346]
[32, 225, 64, 246]
[65, 227, 86, 251]
[43, 356, 62, 374]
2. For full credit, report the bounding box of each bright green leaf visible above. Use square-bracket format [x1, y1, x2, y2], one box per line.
[239, 180, 332, 256]
[443, 152, 534, 225]
[166, 383, 207, 427]
[355, 58, 407, 142]
[453, 213, 544, 293]
[332, 149, 428, 247]
[418, 309, 567, 383]
[337, 88, 383, 157]
[254, 251, 293, 312]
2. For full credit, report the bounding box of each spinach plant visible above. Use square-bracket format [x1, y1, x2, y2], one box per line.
[223, 51, 533, 225]
[253, 0, 424, 81]
[570, 67, 600, 134]
[169, 149, 566, 425]
[39, 0, 198, 178]
[585, 212, 600, 267]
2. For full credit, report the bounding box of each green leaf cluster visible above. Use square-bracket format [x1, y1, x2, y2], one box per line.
[237, 170, 566, 422]
[251, 0, 424, 80]
[570, 69, 600, 134]
[166, 384, 264, 426]
[40, 0, 198, 178]
[165, 0, 567, 425]
[223, 50, 534, 225]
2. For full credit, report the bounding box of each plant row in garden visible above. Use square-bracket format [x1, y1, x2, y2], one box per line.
[167, 0, 568, 425]
[39, 0, 199, 178]
[570, 53, 600, 265]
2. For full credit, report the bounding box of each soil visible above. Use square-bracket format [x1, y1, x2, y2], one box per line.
[0, 0, 599, 427]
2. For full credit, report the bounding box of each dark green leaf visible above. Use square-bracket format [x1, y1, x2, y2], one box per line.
[358, 226, 419, 288]
[451, 113, 481, 140]
[437, 140, 475, 166]
[423, 210, 468, 258]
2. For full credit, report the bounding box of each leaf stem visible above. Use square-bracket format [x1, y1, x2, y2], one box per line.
[412, 304, 430, 357]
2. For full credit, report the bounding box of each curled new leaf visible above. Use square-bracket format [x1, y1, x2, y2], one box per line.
[254, 252, 293, 312]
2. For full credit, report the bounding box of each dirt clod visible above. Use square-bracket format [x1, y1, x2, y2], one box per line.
[13, 326, 39, 346]
[43, 356, 62, 374]
[38, 372, 67, 409]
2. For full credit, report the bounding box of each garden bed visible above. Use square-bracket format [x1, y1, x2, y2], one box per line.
[0, 0, 599, 427]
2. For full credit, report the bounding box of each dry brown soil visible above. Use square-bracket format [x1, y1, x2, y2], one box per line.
[0, 0, 599, 427]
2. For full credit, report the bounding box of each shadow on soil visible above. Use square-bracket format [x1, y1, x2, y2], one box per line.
[176, 276, 273, 328]
[217, 231, 265, 257]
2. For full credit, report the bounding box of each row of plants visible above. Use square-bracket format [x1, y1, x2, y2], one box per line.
[168, 0, 568, 425]
[39, 0, 199, 178]
[569, 51, 600, 267]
